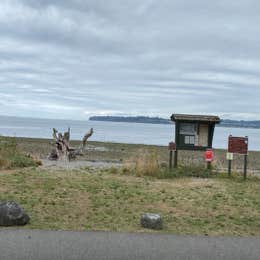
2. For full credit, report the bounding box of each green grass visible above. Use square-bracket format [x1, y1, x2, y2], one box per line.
[0, 137, 39, 169]
[0, 167, 259, 236]
[1, 136, 259, 235]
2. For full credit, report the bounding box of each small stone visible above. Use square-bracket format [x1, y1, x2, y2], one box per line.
[140, 213, 163, 230]
[0, 201, 30, 226]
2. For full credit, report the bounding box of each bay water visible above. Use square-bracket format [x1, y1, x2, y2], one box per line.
[0, 116, 259, 151]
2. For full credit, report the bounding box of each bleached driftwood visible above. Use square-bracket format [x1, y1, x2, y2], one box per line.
[48, 127, 94, 161]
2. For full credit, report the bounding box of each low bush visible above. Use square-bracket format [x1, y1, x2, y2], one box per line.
[0, 136, 39, 169]
[123, 149, 160, 177]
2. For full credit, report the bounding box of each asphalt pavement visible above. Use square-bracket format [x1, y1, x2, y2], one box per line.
[0, 230, 259, 260]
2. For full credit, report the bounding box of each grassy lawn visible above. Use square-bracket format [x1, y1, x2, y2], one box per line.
[0, 167, 259, 236]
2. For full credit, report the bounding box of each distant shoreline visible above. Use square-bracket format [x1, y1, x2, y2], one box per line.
[0, 114, 260, 130]
[89, 116, 260, 129]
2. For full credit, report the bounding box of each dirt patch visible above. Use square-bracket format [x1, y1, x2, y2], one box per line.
[84, 145, 110, 152]
[40, 159, 122, 170]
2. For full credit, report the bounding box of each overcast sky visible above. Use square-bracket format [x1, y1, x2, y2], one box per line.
[0, 0, 260, 120]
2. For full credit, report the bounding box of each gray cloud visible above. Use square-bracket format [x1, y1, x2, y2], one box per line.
[0, 0, 259, 120]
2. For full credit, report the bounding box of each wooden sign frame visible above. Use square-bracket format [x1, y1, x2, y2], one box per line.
[227, 135, 248, 179]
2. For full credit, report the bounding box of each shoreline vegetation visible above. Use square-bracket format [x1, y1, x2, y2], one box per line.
[0, 136, 260, 172]
[89, 116, 260, 129]
[0, 136, 259, 235]
[0, 136, 40, 169]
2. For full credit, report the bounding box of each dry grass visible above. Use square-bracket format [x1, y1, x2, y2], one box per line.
[12, 137, 260, 174]
[0, 156, 11, 169]
[125, 149, 161, 177]
[121, 149, 215, 179]
[0, 167, 259, 235]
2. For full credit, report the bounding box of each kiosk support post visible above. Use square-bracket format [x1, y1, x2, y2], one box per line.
[169, 150, 173, 169]
[174, 150, 178, 168]
[244, 154, 248, 180]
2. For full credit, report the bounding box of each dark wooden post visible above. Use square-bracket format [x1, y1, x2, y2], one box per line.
[173, 121, 179, 169]
[207, 162, 211, 170]
[244, 154, 248, 180]
[228, 160, 232, 177]
[174, 150, 178, 168]
[169, 150, 173, 169]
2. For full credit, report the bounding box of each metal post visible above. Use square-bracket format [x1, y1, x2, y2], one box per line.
[169, 150, 173, 169]
[244, 154, 248, 180]
[228, 160, 232, 177]
[174, 150, 178, 168]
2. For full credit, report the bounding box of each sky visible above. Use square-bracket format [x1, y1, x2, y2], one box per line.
[0, 0, 260, 120]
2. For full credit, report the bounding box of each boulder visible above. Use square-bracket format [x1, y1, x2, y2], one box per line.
[0, 201, 30, 226]
[140, 213, 163, 230]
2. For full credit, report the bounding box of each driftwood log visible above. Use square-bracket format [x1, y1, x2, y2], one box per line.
[48, 128, 94, 161]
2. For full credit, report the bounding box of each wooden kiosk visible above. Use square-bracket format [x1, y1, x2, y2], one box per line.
[170, 114, 220, 167]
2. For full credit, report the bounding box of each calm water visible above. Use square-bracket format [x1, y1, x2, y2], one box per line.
[0, 116, 260, 151]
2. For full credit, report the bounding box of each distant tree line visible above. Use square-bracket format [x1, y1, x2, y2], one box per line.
[89, 116, 171, 124]
[89, 116, 260, 128]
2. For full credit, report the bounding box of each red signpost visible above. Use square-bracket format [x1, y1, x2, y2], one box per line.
[205, 148, 214, 169]
[205, 148, 214, 162]
[227, 135, 248, 179]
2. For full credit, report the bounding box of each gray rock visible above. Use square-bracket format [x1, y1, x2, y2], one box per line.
[0, 201, 30, 226]
[141, 213, 163, 230]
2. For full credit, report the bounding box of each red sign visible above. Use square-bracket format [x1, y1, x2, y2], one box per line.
[205, 148, 214, 162]
[228, 136, 248, 155]
[168, 142, 176, 151]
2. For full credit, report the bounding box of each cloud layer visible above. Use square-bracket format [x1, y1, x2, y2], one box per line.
[0, 0, 260, 120]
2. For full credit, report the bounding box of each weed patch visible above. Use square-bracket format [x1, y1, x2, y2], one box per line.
[0, 137, 39, 169]
[122, 149, 216, 179]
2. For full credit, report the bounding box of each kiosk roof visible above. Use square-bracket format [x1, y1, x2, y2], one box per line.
[171, 114, 220, 123]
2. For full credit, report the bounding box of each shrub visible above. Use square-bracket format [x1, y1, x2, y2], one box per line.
[133, 150, 160, 177]
[0, 136, 39, 169]
[123, 149, 161, 177]
[9, 153, 38, 168]
[122, 149, 215, 179]
[0, 157, 11, 169]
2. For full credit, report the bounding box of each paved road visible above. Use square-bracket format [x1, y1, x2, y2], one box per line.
[0, 230, 259, 260]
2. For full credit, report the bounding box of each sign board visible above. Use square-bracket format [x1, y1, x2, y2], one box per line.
[171, 114, 220, 152]
[228, 136, 248, 155]
[226, 152, 234, 161]
[205, 149, 214, 162]
[168, 142, 176, 151]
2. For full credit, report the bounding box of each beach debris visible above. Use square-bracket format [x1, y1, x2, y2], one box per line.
[0, 201, 30, 226]
[82, 128, 94, 149]
[48, 127, 94, 161]
[140, 213, 163, 230]
[48, 149, 58, 161]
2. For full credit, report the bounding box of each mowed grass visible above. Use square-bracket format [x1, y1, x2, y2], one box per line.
[0, 167, 259, 236]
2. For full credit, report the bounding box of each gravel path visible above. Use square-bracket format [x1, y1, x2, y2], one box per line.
[41, 159, 122, 170]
